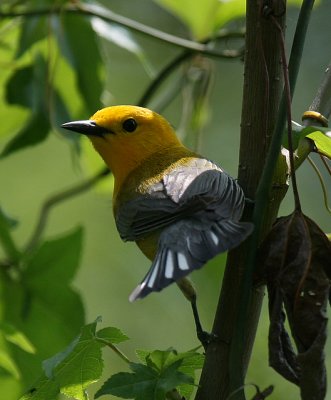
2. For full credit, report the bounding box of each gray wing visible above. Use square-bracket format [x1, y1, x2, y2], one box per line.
[116, 158, 245, 241]
[114, 158, 253, 301]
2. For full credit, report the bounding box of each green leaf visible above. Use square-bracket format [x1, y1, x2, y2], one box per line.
[97, 326, 129, 344]
[54, 14, 102, 114]
[5, 65, 35, 108]
[290, 124, 331, 159]
[1, 113, 50, 158]
[42, 319, 104, 400]
[19, 319, 126, 400]
[135, 348, 204, 399]
[306, 129, 331, 159]
[155, 0, 221, 39]
[51, 90, 81, 153]
[0, 348, 20, 379]
[24, 226, 84, 283]
[20, 374, 59, 400]
[90, 16, 154, 78]
[0, 322, 35, 354]
[96, 358, 193, 400]
[156, 0, 307, 39]
[2, 55, 51, 157]
[15, 16, 47, 59]
[21, 227, 85, 343]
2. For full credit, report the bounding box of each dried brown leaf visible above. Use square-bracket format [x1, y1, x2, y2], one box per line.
[259, 210, 331, 399]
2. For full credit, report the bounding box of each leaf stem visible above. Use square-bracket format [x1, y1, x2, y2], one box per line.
[96, 337, 131, 364]
[307, 156, 331, 214]
[138, 51, 193, 107]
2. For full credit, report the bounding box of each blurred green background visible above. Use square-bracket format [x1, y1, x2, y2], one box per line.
[0, 0, 330, 399]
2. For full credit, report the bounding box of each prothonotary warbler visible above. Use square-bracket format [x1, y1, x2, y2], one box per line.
[62, 105, 253, 346]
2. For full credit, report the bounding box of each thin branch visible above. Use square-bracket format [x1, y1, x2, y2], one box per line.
[96, 337, 131, 364]
[307, 156, 331, 214]
[308, 60, 331, 119]
[137, 29, 244, 107]
[24, 168, 110, 252]
[320, 154, 331, 175]
[271, 15, 301, 211]
[0, 210, 21, 262]
[0, 3, 241, 59]
[137, 51, 193, 107]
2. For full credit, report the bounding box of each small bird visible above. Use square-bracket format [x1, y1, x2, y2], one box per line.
[62, 105, 252, 345]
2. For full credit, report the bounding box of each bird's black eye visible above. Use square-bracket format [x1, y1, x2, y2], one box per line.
[122, 118, 137, 133]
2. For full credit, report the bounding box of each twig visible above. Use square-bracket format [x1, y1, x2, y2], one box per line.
[271, 15, 301, 211]
[137, 51, 193, 107]
[24, 168, 110, 252]
[320, 154, 331, 175]
[307, 156, 331, 214]
[0, 3, 241, 59]
[308, 61, 331, 119]
[96, 337, 131, 364]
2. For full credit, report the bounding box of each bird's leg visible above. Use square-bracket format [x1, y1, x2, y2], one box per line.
[176, 277, 216, 349]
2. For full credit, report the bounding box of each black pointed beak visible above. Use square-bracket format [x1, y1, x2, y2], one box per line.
[61, 120, 110, 137]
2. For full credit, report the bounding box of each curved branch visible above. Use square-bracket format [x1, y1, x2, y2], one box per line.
[137, 51, 194, 107]
[24, 167, 110, 252]
[0, 3, 241, 59]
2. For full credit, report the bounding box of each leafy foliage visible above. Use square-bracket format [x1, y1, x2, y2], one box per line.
[18, 319, 201, 400]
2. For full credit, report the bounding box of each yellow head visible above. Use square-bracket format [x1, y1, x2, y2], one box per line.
[62, 105, 183, 193]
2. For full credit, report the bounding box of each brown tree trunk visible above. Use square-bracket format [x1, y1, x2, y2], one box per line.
[195, 1, 288, 399]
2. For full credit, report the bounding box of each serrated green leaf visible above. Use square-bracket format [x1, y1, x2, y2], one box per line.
[135, 348, 203, 399]
[175, 352, 204, 399]
[0, 348, 20, 379]
[54, 14, 102, 114]
[146, 349, 177, 371]
[96, 359, 193, 400]
[0, 322, 35, 354]
[43, 319, 104, 400]
[135, 349, 150, 364]
[19, 374, 59, 400]
[96, 363, 158, 399]
[97, 326, 129, 344]
[42, 335, 80, 379]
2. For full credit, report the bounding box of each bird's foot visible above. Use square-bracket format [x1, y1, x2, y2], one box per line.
[197, 329, 218, 350]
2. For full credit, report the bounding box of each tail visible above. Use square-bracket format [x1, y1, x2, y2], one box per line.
[129, 219, 253, 301]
